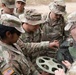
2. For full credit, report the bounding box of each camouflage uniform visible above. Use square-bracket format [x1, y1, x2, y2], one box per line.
[42, 1, 67, 59]
[21, 28, 41, 42]
[0, 41, 31, 75]
[18, 9, 57, 71]
[17, 37, 51, 73]
[42, 15, 66, 43]
[0, 14, 39, 75]
[14, 8, 25, 18]
[17, 10, 59, 72]
[0, 39, 40, 75]
[17, 38, 50, 65]
[42, 1, 66, 43]
[21, 22, 58, 60]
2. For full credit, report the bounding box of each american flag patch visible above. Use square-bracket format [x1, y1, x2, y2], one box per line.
[2, 67, 14, 75]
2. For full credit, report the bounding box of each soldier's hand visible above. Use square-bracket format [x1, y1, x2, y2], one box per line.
[49, 40, 59, 50]
[55, 68, 65, 75]
[62, 60, 71, 69]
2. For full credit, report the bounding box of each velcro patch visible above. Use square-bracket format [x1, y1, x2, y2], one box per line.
[2, 67, 14, 75]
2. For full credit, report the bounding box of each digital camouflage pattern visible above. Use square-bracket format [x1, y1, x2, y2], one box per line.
[17, 36, 53, 73]
[18, 9, 59, 72]
[42, 14, 66, 43]
[21, 29, 42, 42]
[41, 14, 66, 59]
[0, 40, 40, 75]
[17, 38, 50, 64]
[0, 14, 39, 75]
[19, 9, 46, 25]
[0, 41, 31, 75]
[17, 28, 57, 73]
[0, 13, 47, 74]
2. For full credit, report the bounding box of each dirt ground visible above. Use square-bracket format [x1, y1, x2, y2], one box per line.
[25, 2, 76, 14]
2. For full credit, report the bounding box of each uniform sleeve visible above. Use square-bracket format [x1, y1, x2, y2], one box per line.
[17, 38, 50, 55]
[25, 41, 49, 53]
[0, 47, 31, 75]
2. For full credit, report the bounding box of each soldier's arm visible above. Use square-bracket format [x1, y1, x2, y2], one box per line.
[17, 39, 59, 54]
[24, 41, 50, 53]
[17, 38, 49, 53]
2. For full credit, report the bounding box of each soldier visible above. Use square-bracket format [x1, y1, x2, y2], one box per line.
[19, 9, 44, 42]
[18, 9, 59, 73]
[0, 0, 15, 15]
[14, 0, 26, 17]
[0, 14, 59, 75]
[42, 1, 66, 43]
[55, 12, 76, 75]
[64, 12, 76, 61]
